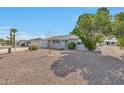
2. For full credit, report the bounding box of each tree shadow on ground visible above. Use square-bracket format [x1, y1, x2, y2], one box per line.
[51, 50, 124, 85]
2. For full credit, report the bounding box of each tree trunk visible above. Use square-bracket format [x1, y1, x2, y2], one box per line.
[10, 31, 13, 47]
[8, 47, 11, 53]
[13, 33, 15, 48]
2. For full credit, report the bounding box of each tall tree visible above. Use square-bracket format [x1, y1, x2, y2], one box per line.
[10, 28, 18, 47]
[97, 7, 109, 15]
[0, 38, 4, 45]
[114, 12, 124, 47]
[7, 30, 13, 47]
[72, 14, 104, 51]
[94, 7, 112, 36]
[5, 40, 10, 45]
[72, 8, 112, 51]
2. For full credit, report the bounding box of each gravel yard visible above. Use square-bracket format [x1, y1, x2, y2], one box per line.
[0, 46, 124, 85]
[51, 46, 124, 85]
[0, 49, 87, 85]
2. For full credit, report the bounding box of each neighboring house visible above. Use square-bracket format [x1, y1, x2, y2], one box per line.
[17, 40, 29, 47]
[17, 38, 44, 48]
[47, 35, 83, 50]
[104, 37, 118, 45]
[29, 38, 43, 48]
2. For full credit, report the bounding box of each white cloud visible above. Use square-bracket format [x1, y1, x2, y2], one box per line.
[0, 26, 14, 30]
[0, 27, 43, 40]
[0, 26, 14, 39]
[0, 30, 8, 34]
[16, 31, 34, 40]
[16, 31, 44, 40]
[0, 30, 9, 39]
[17, 35, 30, 40]
[0, 30, 33, 40]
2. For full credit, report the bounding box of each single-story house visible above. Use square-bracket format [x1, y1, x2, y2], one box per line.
[16, 35, 84, 50]
[28, 38, 43, 48]
[46, 35, 83, 50]
[104, 37, 118, 45]
[17, 35, 119, 50]
[17, 38, 44, 48]
[17, 40, 29, 47]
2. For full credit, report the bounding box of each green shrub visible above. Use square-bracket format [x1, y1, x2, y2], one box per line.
[29, 45, 38, 51]
[117, 37, 124, 47]
[68, 42, 76, 50]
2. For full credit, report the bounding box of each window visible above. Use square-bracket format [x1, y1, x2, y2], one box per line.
[53, 40, 59, 44]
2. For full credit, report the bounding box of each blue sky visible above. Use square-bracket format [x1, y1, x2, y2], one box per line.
[0, 7, 124, 40]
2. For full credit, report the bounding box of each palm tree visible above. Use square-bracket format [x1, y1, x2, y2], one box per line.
[0, 38, 4, 46]
[10, 28, 18, 47]
[7, 30, 13, 47]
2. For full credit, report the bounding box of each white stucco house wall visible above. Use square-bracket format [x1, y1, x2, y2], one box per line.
[17, 38, 44, 48]
[29, 38, 44, 48]
[40, 39, 48, 48]
[46, 35, 86, 50]
[104, 37, 118, 45]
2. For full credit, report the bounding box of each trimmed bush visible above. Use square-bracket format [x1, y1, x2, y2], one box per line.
[68, 42, 76, 50]
[29, 45, 38, 51]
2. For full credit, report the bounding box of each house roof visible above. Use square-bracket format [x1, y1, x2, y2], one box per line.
[18, 38, 44, 43]
[104, 37, 118, 42]
[19, 40, 28, 41]
[17, 40, 28, 43]
[47, 35, 79, 40]
[29, 38, 43, 41]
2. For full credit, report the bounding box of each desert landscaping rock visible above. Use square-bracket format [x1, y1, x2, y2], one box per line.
[51, 46, 124, 85]
[0, 49, 87, 85]
[0, 46, 124, 85]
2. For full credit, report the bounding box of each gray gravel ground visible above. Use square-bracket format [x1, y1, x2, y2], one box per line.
[0, 49, 87, 85]
[51, 46, 124, 85]
[0, 46, 124, 85]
